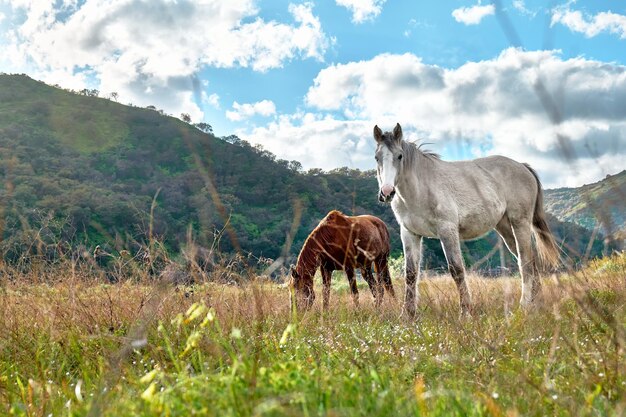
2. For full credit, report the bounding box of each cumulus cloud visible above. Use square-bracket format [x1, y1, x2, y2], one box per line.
[336, 0, 387, 23]
[512, 0, 537, 18]
[226, 100, 276, 121]
[240, 113, 380, 171]
[238, 48, 625, 187]
[1, 0, 331, 120]
[452, 3, 495, 25]
[205, 93, 220, 109]
[551, 5, 626, 39]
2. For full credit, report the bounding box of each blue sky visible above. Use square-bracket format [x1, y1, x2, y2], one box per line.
[0, 0, 625, 187]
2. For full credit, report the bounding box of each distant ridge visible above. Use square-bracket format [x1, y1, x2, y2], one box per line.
[545, 170, 626, 240]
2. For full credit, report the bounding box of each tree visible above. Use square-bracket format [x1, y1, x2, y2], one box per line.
[109, 92, 119, 101]
[194, 122, 213, 134]
[288, 160, 303, 172]
[222, 135, 241, 145]
[180, 113, 191, 123]
[307, 168, 323, 176]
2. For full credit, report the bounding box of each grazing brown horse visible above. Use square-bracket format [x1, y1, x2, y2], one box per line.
[290, 210, 395, 310]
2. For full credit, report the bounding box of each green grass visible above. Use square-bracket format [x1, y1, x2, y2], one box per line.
[49, 101, 130, 153]
[0, 256, 625, 416]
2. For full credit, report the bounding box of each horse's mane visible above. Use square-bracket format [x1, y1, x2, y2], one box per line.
[416, 142, 441, 160]
[402, 140, 440, 160]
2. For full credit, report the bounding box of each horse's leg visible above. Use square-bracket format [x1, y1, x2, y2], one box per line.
[496, 216, 518, 259]
[438, 223, 471, 315]
[401, 228, 422, 318]
[375, 256, 395, 300]
[321, 266, 332, 311]
[361, 264, 380, 305]
[359, 264, 375, 297]
[511, 219, 541, 307]
[345, 267, 359, 306]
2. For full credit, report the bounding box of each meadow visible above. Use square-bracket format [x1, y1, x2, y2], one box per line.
[0, 254, 625, 417]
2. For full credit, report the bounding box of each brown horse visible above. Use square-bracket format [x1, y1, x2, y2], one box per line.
[290, 210, 395, 310]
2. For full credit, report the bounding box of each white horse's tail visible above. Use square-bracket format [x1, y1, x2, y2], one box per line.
[524, 164, 561, 269]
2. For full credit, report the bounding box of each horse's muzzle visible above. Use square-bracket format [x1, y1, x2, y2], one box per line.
[379, 189, 396, 203]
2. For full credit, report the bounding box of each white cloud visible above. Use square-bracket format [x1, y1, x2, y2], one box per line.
[239, 48, 626, 187]
[512, 0, 537, 18]
[226, 100, 276, 121]
[336, 0, 387, 24]
[240, 114, 377, 170]
[551, 5, 626, 39]
[1, 0, 331, 121]
[452, 3, 495, 25]
[205, 93, 220, 109]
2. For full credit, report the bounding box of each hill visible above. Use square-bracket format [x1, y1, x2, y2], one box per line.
[544, 171, 626, 240]
[0, 74, 606, 272]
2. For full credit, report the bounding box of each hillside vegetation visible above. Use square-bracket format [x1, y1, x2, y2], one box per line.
[0, 74, 610, 272]
[545, 171, 626, 239]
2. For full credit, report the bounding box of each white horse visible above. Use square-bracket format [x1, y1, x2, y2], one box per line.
[373, 123, 560, 317]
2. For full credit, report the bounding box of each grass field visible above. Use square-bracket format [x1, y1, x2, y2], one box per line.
[0, 254, 625, 416]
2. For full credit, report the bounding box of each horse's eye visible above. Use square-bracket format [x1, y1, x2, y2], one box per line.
[398, 154, 403, 160]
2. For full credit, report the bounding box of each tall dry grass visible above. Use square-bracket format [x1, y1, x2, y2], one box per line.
[0, 253, 624, 416]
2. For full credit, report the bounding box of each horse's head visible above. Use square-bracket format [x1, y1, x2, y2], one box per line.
[373, 123, 404, 203]
[289, 265, 315, 311]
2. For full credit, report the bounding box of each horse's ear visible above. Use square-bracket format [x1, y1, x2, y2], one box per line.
[290, 265, 299, 279]
[393, 123, 403, 142]
[373, 125, 383, 143]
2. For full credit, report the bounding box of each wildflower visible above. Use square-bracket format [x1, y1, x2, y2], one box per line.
[171, 313, 184, 327]
[181, 331, 202, 357]
[280, 324, 295, 346]
[185, 303, 207, 324]
[231, 328, 242, 339]
[75, 379, 83, 403]
[140, 368, 160, 385]
[141, 382, 158, 402]
[200, 308, 216, 327]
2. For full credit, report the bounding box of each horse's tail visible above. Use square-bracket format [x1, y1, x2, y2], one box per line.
[524, 163, 560, 270]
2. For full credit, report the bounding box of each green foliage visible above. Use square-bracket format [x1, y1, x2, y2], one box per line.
[586, 252, 626, 275]
[0, 74, 609, 271]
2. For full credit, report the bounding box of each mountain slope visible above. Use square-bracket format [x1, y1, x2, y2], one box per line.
[0, 74, 607, 271]
[545, 171, 626, 238]
[0, 74, 399, 263]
